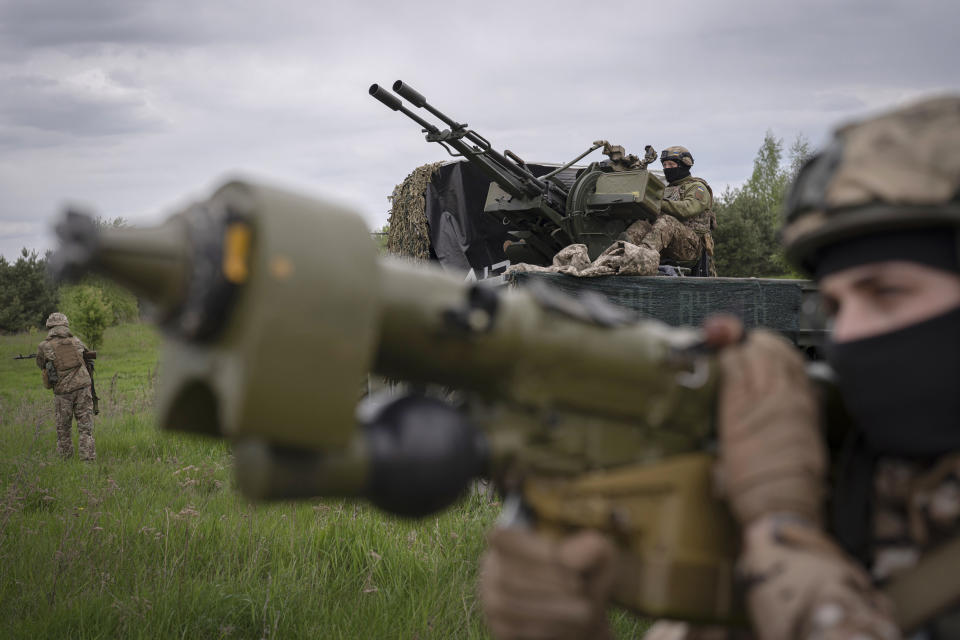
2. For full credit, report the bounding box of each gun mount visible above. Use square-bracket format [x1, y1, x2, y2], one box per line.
[371, 81, 665, 265]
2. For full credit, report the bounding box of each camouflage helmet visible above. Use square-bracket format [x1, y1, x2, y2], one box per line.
[46, 312, 69, 328]
[660, 146, 694, 167]
[782, 95, 960, 275]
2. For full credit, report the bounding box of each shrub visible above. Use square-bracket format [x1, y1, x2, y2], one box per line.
[60, 284, 112, 349]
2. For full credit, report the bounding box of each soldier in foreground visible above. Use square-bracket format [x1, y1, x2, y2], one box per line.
[36, 313, 97, 461]
[620, 145, 718, 276]
[480, 97, 960, 639]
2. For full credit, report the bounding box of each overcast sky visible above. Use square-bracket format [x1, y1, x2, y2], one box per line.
[1, 0, 958, 259]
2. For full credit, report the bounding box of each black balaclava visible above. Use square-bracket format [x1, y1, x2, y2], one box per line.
[822, 228, 960, 559]
[818, 228, 960, 457]
[663, 165, 690, 184]
[826, 305, 960, 456]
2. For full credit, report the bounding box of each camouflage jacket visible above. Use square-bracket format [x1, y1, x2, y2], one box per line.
[36, 326, 91, 394]
[661, 176, 717, 236]
[871, 454, 960, 580]
[860, 453, 960, 636]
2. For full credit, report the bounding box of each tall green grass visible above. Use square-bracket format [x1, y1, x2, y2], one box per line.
[1, 324, 648, 638]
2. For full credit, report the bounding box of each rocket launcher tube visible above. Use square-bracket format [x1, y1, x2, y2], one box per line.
[52, 177, 717, 479]
[374, 257, 714, 429]
[88, 218, 191, 312]
[52, 179, 736, 622]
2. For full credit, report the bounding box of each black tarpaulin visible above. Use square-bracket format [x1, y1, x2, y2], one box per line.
[424, 161, 579, 279]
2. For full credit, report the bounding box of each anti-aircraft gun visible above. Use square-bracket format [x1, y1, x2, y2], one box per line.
[374, 82, 822, 351]
[370, 81, 664, 265]
[50, 179, 946, 632]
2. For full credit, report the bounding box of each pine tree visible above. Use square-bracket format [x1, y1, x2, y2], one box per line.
[713, 132, 811, 277]
[0, 249, 59, 333]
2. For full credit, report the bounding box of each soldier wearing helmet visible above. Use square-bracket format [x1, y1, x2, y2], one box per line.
[479, 96, 960, 639]
[620, 145, 718, 276]
[36, 312, 97, 461]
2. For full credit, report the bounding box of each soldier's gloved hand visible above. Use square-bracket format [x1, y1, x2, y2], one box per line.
[710, 318, 901, 640]
[713, 320, 825, 526]
[479, 527, 617, 640]
[740, 516, 901, 640]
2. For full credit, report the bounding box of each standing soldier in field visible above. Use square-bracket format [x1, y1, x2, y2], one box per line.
[36, 312, 96, 461]
[621, 145, 718, 276]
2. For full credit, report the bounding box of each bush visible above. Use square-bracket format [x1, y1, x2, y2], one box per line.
[60, 285, 112, 349]
[98, 279, 139, 324]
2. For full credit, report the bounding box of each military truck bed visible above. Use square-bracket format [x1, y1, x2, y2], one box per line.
[505, 272, 825, 352]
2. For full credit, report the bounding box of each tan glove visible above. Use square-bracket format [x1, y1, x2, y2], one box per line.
[715, 327, 825, 526]
[711, 320, 901, 640]
[740, 517, 901, 640]
[479, 528, 617, 640]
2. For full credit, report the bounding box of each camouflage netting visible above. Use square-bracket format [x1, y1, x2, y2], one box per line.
[386, 161, 445, 259]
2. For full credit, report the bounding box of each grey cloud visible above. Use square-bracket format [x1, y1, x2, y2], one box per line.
[0, 1, 186, 50]
[698, 0, 959, 88]
[106, 68, 145, 90]
[0, 219, 49, 263]
[0, 126, 74, 151]
[0, 74, 164, 138]
[1, 0, 958, 261]
[0, 0, 357, 54]
[810, 94, 868, 113]
[0, 221, 42, 236]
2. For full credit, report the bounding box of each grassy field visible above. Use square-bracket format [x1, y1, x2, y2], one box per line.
[0, 324, 649, 639]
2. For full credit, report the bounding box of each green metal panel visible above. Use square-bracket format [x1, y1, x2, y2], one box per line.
[507, 272, 826, 349]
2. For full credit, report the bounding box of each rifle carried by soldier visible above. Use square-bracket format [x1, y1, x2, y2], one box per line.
[84, 351, 100, 415]
[371, 80, 664, 265]
[16, 351, 100, 415]
[49, 178, 953, 632]
[14, 352, 57, 391]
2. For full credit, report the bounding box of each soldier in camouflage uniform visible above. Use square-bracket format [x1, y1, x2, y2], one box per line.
[620, 145, 718, 276]
[479, 96, 960, 640]
[36, 312, 96, 461]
